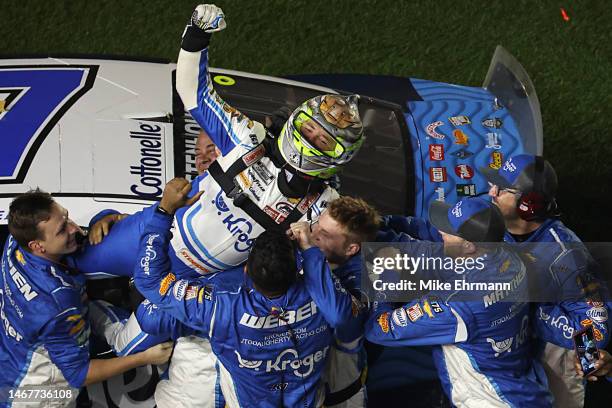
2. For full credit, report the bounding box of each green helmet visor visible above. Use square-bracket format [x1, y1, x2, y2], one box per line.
[292, 111, 345, 159]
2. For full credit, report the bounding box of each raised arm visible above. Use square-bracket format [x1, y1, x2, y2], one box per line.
[176, 4, 256, 154]
[289, 222, 365, 332]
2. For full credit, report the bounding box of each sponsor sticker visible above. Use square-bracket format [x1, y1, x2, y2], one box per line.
[435, 187, 445, 202]
[452, 129, 469, 145]
[407, 304, 423, 322]
[378, 312, 390, 333]
[586, 307, 608, 324]
[173, 279, 188, 301]
[581, 319, 593, 327]
[451, 201, 463, 218]
[297, 193, 321, 214]
[252, 162, 274, 185]
[489, 152, 503, 169]
[198, 284, 214, 303]
[422, 301, 434, 318]
[451, 149, 473, 159]
[15, 250, 26, 265]
[454, 164, 474, 179]
[429, 144, 444, 161]
[429, 167, 447, 182]
[587, 300, 604, 308]
[482, 118, 503, 128]
[185, 285, 200, 300]
[429, 300, 444, 313]
[159, 273, 176, 296]
[594, 328, 603, 341]
[425, 121, 446, 139]
[264, 205, 287, 224]
[449, 115, 471, 126]
[485, 133, 502, 149]
[456, 183, 477, 196]
[392, 307, 409, 327]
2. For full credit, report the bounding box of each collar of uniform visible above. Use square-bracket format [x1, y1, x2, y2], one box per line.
[244, 274, 301, 313]
[332, 252, 361, 280]
[503, 218, 558, 243]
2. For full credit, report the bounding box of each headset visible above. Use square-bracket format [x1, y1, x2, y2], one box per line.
[516, 156, 558, 221]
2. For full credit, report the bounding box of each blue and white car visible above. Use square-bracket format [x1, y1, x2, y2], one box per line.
[0, 46, 543, 406]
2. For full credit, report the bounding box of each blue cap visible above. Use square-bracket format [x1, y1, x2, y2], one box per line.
[429, 197, 505, 242]
[481, 154, 558, 197]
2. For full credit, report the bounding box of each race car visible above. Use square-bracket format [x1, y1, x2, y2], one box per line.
[0, 46, 543, 406]
[0, 45, 541, 237]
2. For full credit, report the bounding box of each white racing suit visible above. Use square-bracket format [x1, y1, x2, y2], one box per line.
[71, 23, 338, 408]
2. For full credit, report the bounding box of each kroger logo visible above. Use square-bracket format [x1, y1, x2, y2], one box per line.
[549, 314, 575, 340]
[214, 191, 255, 252]
[451, 201, 463, 218]
[235, 346, 329, 378]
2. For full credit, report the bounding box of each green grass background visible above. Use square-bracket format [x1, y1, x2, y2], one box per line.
[3, 0, 611, 240]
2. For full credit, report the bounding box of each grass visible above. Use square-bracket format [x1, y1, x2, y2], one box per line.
[3, 0, 611, 239]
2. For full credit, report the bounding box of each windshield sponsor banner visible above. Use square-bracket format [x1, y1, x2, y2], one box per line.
[361, 242, 612, 303]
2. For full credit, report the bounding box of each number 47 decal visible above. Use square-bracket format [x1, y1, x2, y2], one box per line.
[0, 65, 98, 183]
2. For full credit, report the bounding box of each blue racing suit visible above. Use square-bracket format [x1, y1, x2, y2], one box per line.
[367, 217, 552, 407]
[0, 236, 90, 407]
[507, 219, 611, 407]
[322, 254, 368, 406]
[133, 210, 359, 407]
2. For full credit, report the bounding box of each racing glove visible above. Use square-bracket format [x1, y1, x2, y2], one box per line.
[182, 4, 226, 52]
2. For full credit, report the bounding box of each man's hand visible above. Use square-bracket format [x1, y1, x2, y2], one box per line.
[287, 222, 315, 251]
[191, 4, 226, 33]
[89, 213, 128, 245]
[159, 178, 203, 215]
[139, 341, 174, 365]
[574, 349, 612, 381]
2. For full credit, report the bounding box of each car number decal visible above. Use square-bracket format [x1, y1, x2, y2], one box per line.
[0, 65, 98, 183]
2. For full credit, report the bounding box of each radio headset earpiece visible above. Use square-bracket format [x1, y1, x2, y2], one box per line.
[516, 156, 550, 221]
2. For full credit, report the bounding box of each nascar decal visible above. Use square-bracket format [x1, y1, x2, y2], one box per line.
[425, 121, 445, 139]
[429, 144, 444, 161]
[489, 151, 503, 169]
[454, 164, 474, 180]
[448, 115, 470, 126]
[0, 65, 98, 183]
[429, 167, 447, 182]
[377, 312, 390, 333]
[159, 273, 176, 296]
[452, 129, 469, 145]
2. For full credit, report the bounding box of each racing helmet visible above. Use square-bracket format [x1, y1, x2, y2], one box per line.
[278, 94, 365, 179]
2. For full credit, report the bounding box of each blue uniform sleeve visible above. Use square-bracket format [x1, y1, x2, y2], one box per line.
[302, 247, 365, 332]
[176, 32, 255, 155]
[365, 296, 472, 347]
[39, 311, 91, 388]
[136, 299, 196, 339]
[132, 211, 216, 333]
[534, 249, 610, 349]
[87, 209, 121, 229]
